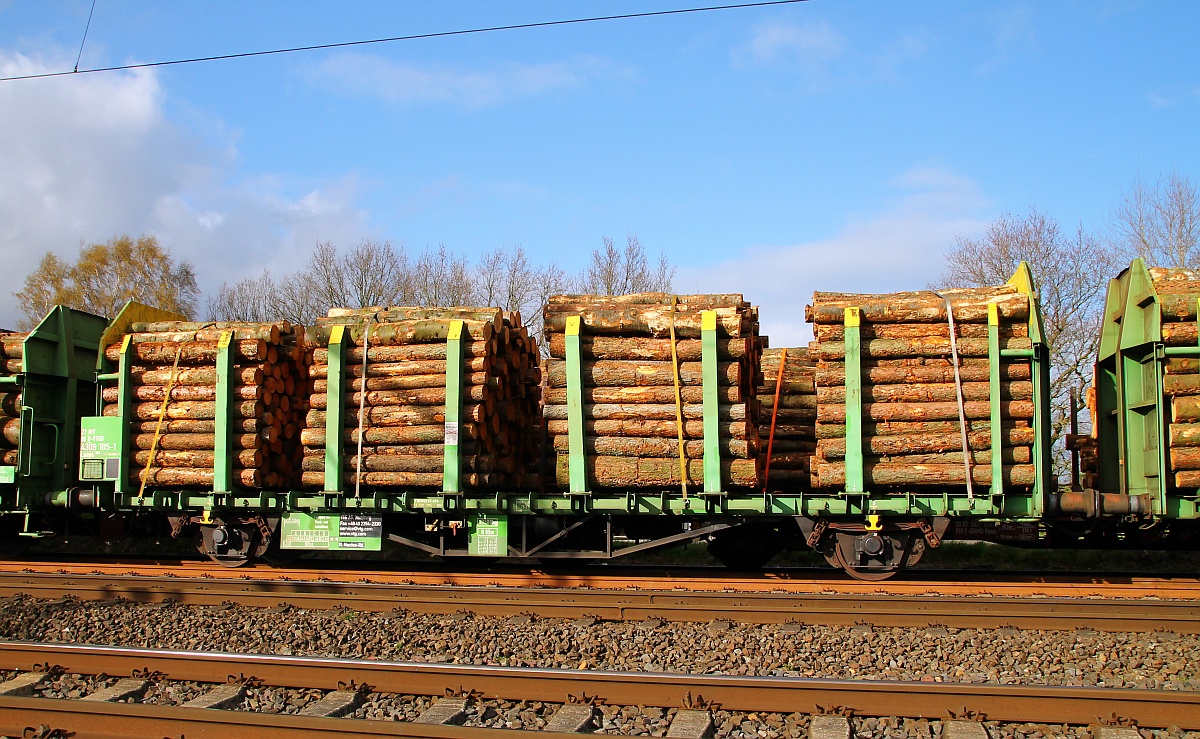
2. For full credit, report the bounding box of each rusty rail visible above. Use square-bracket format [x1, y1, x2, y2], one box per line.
[0, 642, 1196, 729]
[0, 569, 1197, 633]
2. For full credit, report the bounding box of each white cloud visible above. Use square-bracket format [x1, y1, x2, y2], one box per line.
[675, 167, 990, 348]
[308, 53, 635, 107]
[0, 50, 370, 327]
[732, 19, 845, 88]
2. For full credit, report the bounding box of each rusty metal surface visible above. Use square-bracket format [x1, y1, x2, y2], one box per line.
[4, 559, 1198, 598]
[0, 568, 1197, 633]
[0, 642, 1197, 729]
[0, 696, 580, 738]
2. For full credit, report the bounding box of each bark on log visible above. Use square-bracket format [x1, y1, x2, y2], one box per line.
[547, 293, 747, 308]
[546, 334, 751, 361]
[309, 358, 487, 379]
[105, 339, 268, 364]
[131, 366, 264, 386]
[124, 327, 282, 344]
[545, 360, 743, 388]
[101, 385, 263, 403]
[1170, 447, 1200, 470]
[0, 393, 21, 417]
[1169, 423, 1200, 447]
[134, 468, 261, 487]
[322, 307, 501, 323]
[815, 419, 1030, 439]
[550, 435, 753, 459]
[754, 394, 816, 410]
[813, 462, 1036, 487]
[311, 374, 491, 393]
[543, 305, 745, 338]
[554, 455, 758, 487]
[817, 428, 1037, 458]
[760, 439, 816, 453]
[301, 454, 498, 474]
[1, 418, 18, 445]
[305, 320, 494, 347]
[134, 449, 261, 468]
[1175, 471, 1200, 488]
[131, 320, 294, 334]
[543, 403, 750, 421]
[544, 385, 742, 404]
[305, 404, 486, 428]
[812, 337, 1032, 360]
[104, 400, 263, 421]
[308, 386, 487, 409]
[1164, 374, 1200, 395]
[301, 470, 478, 488]
[132, 433, 264, 450]
[816, 381, 1033, 404]
[817, 400, 1034, 423]
[2, 360, 20, 374]
[544, 419, 752, 440]
[299, 424, 479, 447]
[311, 342, 493, 364]
[1159, 294, 1200, 321]
[815, 363, 1031, 386]
[1173, 396, 1200, 423]
[807, 291, 1029, 324]
[814, 322, 1028, 341]
[130, 419, 265, 434]
[1, 339, 24, 360]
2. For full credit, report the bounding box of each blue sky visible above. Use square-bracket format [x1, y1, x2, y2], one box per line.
[0, 0, 1196, 343]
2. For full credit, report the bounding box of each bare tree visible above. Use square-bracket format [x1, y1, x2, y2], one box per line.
[413, 243, 475, 307]
[206, 269, 279, 323]
[576, 235, 675, 295]
[302, 239, 412, 312]
[942, 209, 1120, 479]
[1112, 172, 1200, 268]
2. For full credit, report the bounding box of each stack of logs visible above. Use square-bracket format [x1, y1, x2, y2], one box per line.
[300, 307, 541, 490]
[101, 321, 307, 489]
[807, 286, 1038, 488]
[758, 347, 816, 489]
[1148, 267, 1200, 489]
[542, 294, 763, 489]
[0, 332, 24, 467]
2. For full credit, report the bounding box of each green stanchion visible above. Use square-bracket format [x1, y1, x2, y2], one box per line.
[442, 320, 464, 494]
[988, 303, 1004, 498]
[323, 324, 347, 494]
[212, 330, 234, 494]
[701, 310, 721, 494]
[843, 307, 864, 494]
[566, 316, 588, 494]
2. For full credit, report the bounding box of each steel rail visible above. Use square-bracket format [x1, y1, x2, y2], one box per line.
[5, 559, 1199, 598]
[0, 570, 1197, 633]
[0, 642, 1196, 729]
[0, 697, 575, 739]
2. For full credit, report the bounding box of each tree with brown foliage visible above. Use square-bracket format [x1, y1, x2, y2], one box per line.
[15, 234, 198, 328]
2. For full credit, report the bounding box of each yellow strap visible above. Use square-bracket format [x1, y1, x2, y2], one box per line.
[669, 296, 688, 499]
[138, 338, 189, 498]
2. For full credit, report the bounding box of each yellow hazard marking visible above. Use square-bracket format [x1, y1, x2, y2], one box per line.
[844, 307, 861, 327]
[566, 315, 581, 336]
[866, 514, 882, 531]
[701, 310, 717, 332]
[217, 330, 232, 349]
[448, 319, 463, 340]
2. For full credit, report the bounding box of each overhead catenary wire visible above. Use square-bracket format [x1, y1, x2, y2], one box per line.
[1, 0, 810, 83]
[74, 0, 99, 74]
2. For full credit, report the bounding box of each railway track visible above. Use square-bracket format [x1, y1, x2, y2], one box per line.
[1, 563, 1198, 634]
[0, 641, 1195, 736]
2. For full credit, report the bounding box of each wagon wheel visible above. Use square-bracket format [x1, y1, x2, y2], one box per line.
[833, 542, 899, 582]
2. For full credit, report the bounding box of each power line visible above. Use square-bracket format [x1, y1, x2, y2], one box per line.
[73, 0, 99, 73]
[2, 0, 810, 83]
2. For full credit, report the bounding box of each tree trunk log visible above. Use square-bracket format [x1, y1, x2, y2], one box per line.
[547, 293, 748, 308]
[305, 319, 495, 347]
[755, 393, 816, 410]
[1169, 423, 1200, 447]
[1164, 374, 1200, 395]
[301, 454, 499, 474]
[1170, 447, 1200, 470]
[813, 462, 1036, 487]
[817, 400, 1034, 423]
[305, 404, 486, 428]
[309, 358, 487, 379]
[132, 433, 264, 451]
[550, 435, 753, 459]
[544, 385, 742, 404]
[543, 403, 751, 421]
[816, 381, 1033, 404]
[554, 455, 758, 487]
[544, 418, 752, 440]
[311, 342, 493, 364]
[814, 322, 1028, 341]
[130, 366, 264, 386]
[546, 334, 751, 361]
[817, 428, 1037, 457]
[130, 419, 266, 434]
[807, 291, 1028, 324]
[815, 363, 1031, 386]
[134, 449, 261, 468]
[299, 424, 479, 447]
[311, 374, 491, 393]
[812, 337, 1032, 360]
[301, 470, 478, 488]
[104, 400, 263, 421]
[101, 385, 264, 403]
[308, 386, 487, 409]
[545, 360, 744, 388]
[134, 468, 261, 487]
[104, 339, 268, 364]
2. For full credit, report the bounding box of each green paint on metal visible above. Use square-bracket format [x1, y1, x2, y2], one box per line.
[323, 324, 347, 494]
[1007, 261, 1053, 515]
[114, 335, 134, 495]
[212, 331, 234, 494]
[468, 513, 508, 555]
[442, 320, 464, 493]
[565, 315, 587, 494]
[987, 303, 1004, 498]
[701, 310, 722, 494]
[279, 511, 382, 551]
[78, 416, 122, 481]
[843, 306, 864, 494]
[0, 468, 13, 485]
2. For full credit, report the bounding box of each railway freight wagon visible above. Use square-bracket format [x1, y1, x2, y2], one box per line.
[0, 260, 1183, 579]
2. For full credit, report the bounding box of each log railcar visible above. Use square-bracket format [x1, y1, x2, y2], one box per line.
[0, 260, 1189, 579]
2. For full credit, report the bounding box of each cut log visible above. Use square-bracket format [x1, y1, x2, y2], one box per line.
[816, 381, 1033, 404]
[306, 405, 486, 428]
[543, 403, 750, 422]
[815, 363, 1031, 386]
[546, 334, 751, 361]
[806, 291, 1029, 324]
[1173, 396, 1200, 423]
[545, 360, 743, 388]
[1169, 423, 1200, 447]
[131, 433, 263, 451]
[310, 374, 491, 393]
[309, 358, 487, 379]
[101, 385, 263, 403]
[311, 342, 493, 364]
[547, 293, 748, 308]
[812, 337, 1032, 360]
[104, 339, 268, 364]
[304, 319, 495, 346]
[134, 449, 261, 468]
[131, 366, 264, 386]
[815, 419, 1030, 439]
[813, 462, 1036, 487]
[543, 305, 746, 338]
[105, 400, 263, 421]
[544, 385, 742, 404]
[134, 468, 261, 487]
[554, 455, 759, 488]
[1, 418, 18, 445]
[124, 326, 282, 344]
[550, 435, 753, 459]
[817, 400, 1034, 423]
[300, 454, 499, 474]
[1170, 447, 1200, 470]
[544, 418, 752, 440]
[1164, 374, 1200, 395]
[814, 322, 1028, 341]
[130, 419, 265, 434]
[299, 424, 479, 447]
[300, 471, 477, 488]
[308, 386, 488, 409]
[818, 429, 1037, 457]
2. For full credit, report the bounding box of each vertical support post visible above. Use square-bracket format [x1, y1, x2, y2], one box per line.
[114, 335, 134, 495]
[442, 320, 464, 494]
[843, 307, 864, 494]
[987, 303, 1004, 500]
[323, 324, 347, 494]
[565, 316, 587, 494]
[212, 331, 234, 494]
[701, 310, 721, 494]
